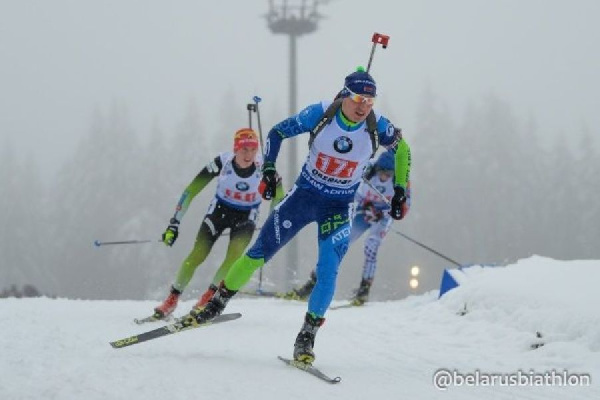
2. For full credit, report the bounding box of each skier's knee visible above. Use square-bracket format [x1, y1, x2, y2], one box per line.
[247, 237, 265, 259]
[315, 266, 338, 288]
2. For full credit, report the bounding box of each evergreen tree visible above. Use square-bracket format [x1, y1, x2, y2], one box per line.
[454, 94, 530, 263]
[50, 101, 146, 299]
[573, 127, 600, 258]
[0, 141, 23, 288]
[0, 142, 53, 294]
[409, 88, 462, 264]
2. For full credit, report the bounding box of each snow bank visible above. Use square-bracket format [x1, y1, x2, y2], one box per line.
[0, 256, 598, 400]
[439, 256, 600, 353]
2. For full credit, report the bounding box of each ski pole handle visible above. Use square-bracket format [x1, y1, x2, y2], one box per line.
[94, 239, 160, 247]
[372, 32, 390, 48]
[367, 32, 390, 73]
[246, 104, 255, 129]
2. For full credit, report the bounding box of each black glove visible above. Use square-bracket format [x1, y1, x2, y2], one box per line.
[363, 201, 383, 223]
[390, 186, 407, 220]
[362, 162, 376, 181]
[258, 162, 278, 200]
[162, 218, 180, 246]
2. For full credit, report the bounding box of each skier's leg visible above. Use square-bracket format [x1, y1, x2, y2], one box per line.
[223, 185, 313, 291]
[172, 217, 222, 291]
[285, 214, 366, 301]
[307, 204, 353, 316]
[192, 220, 257, 310]
[190, 186, 315, 323]
[361, 216, 392, 282]
[354, 217, 392, 304]
[284, 269, 317, 300]
[349, 213, 369, 244]
[155, 216, 222, 317]
[295, 203, 352, 363]
[212, 220, 256, 285]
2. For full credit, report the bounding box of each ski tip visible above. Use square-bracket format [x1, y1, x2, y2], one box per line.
[111, 334, 139, 348]
[253, 96, 262, 103]
[277, 355, 342, 384]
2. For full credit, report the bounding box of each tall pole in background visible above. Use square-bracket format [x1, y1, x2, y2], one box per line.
[265, 0, 326, 288]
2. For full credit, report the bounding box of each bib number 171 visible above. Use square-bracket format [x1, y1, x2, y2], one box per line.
[316, 153, 357, 178]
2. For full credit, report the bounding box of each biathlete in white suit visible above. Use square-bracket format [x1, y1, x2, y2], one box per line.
[153, 128, 284, 319]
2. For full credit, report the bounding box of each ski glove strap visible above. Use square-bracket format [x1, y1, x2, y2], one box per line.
[390, 186, 407, 220]
[162, 218, 180, 246]
[259, 162, 278, 200]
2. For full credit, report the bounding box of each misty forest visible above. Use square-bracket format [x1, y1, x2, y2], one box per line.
[2, 88, 599, 301]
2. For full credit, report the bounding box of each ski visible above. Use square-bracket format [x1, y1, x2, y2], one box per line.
[110, 313, 241, 349]
[133, 314, 173, 325]
[330, 302, 364, 310]
[278, 356, 341, 384]
[239, 290, 282, 298]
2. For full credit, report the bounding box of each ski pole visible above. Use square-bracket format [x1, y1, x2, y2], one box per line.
[252, 96, 265, 157]
[360, 178, 462, 267]
[366, 32, 390, 73]
[251, 95, 266, 291]
[363, 177, 391, 206]
[388, 228, 462, 267]
[247, 103, 256, 129]
[94, 239, 160, 247]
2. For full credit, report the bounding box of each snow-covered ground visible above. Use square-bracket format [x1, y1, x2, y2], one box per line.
[1, 256, 599, 400]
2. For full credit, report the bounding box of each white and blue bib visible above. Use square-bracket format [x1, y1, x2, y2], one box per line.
[299, 102, 374, 198]
[214, 152, 262, 210]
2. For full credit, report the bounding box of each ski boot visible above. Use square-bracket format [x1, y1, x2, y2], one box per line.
[153, 286, 181, 318]
[192, 284, 218, 312]
[293, 312, 325, 365]
[350, 279, 372, 306]
[186, 281, 237, 324]
[283, 271, 316, 301]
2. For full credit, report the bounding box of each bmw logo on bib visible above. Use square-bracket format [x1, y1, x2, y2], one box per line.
[236, 182, 250, 191]
[333, 136, 353, 154]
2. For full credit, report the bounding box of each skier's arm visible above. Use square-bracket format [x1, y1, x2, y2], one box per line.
[393, 139, 411, 189]
[376, 116, 401, 149]
[373, 114, 411, 189]
[264, 178, 287, 212]
[274, 179, 286, 205]
[264, 103, 324, 165]
[173, 156, 222, 222]
[362, 158, 377, 181]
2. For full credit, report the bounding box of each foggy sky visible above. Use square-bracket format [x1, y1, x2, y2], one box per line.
[2, 0, 599, 177]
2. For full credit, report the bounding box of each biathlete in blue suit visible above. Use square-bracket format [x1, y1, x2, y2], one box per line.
[184, 67, 412, 364]
[285, 149, 412, 306]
